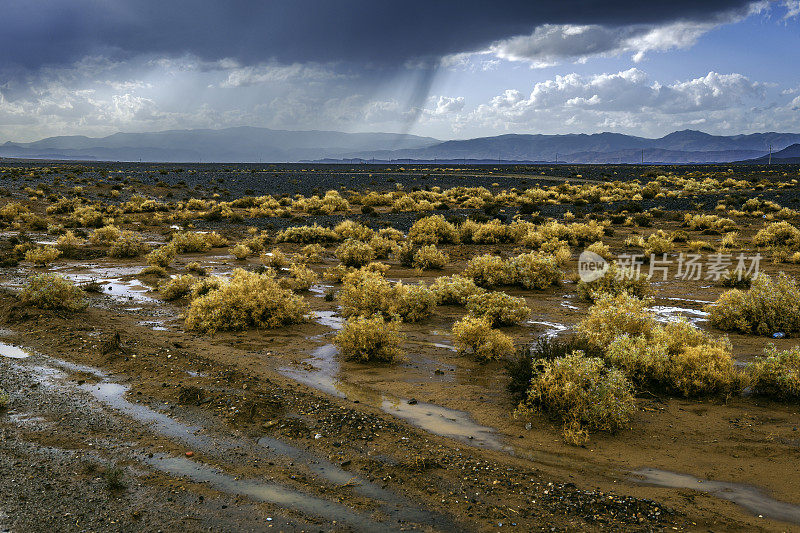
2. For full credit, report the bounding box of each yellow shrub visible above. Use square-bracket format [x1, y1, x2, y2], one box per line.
[393, 283, 437, 322]
[463, 254, 513, 288]
[576, 263, 652, 301]
[408, 215, 459, 244]
[56, 231, 84, 257]
[451, 316, 514, 361]
[412, 244, 448, 270]
[25, 246, 61, 266]
[334, 315, 404, 362]
[20, 273, 86, 311]
[281, 263, 318, 292]
[185, 269, 309, 333]
[339, 270, 395, 318]
[607, 323, 738, 397]
[335, 239, 375, 268]
[299, 243, 325, 263]
[171, 231, 212, 253]
[466, 291, 530, 326]
[754, 221, 800, 249]
[334, 220, 374, 241]
[578, 293, 655, 348]
[706, 273, 800, 335]
[518, 352, 636, 445]
[107, 231, 147, 258]
[508, 252, 561, 290]
[749, 345, 800, 400]
[431, 275, 485, 305]
[90, 224, 122, 244]
[261, 248, 291, 269]
[146, 244, 177, 267]
[232, 243, 251, 260]
[368, 236, 399, 259]
[159, 274, 197, 300]
[276, 224, 340, 243]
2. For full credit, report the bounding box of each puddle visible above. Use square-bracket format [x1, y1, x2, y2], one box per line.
[313, 310, 344, 331]
[138, 320, 169, 331]
[631, 468, 800, 525]
[142, 453, 386, 531]
[0, 342, 31, 359]
[280, 344, 506, 451]
[57, 264, 157, 303]
[650, 306, 709, 325]
[527, 320, 570, 338]
[663, 296, 713, 305]
[309, 284, 334, 298]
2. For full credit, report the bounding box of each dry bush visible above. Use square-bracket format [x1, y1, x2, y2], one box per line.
[749, 344, 800, 400]
[335, 239, 375, 268]
[334, 315, 404, 362]
[159, 274, 197, 300]
[299, 243, 325, 263]
[339, 269, 395, 318]
[107, 231, 148, 258]
[408, 215, 459, 244]
[0, 389, 8, 409]
[451, 316, 515, 361]
[190, 276, 223, 299]
[56, 231, 84, 258]
[509, 252, 561, 290]
[463, 254, 513, 288]
[606, 322, 739, 397]
[585, 241, 613, 260]
[90, 224, 122, 245]
[642, 230, 673, 256]
[25, 246, 61, 267]
[171, 231, 212, 253]
[706, 273, 800, 335]
[281, 263, 318, 292]
[185, 268, 309, 333]
[276, 224, 340, 243]
[576, 263, 651, 301]
[466, 291, 530, 326]
[231, 243, 251, 260]
[368, 236, 399, 259]
[146, 244, 176, 268]
[517, 352, 636, 445]
[140, 265, 168, 278]
[578, 292, 655, 348]
[186, 262, 209, 275]
[261, 248, 291, 269]
[20, 273, 87, 311]
[66, 206, 105, 228]
[683, 213, 736, 232]
[334, 220, 374, 241]
[204, 231, 228, 248]
[393, 283, 437, 322]
[754, 221, 800, 249]
[412, 244, 449, 270]
[431, 275, 485, 305]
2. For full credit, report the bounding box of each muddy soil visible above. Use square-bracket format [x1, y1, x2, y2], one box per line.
[1, 162, 800, 532]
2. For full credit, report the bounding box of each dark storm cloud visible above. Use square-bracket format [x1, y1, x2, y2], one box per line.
[0, 0, 757, 69]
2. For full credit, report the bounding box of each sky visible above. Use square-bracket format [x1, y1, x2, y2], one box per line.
[0, 0, 798, 142]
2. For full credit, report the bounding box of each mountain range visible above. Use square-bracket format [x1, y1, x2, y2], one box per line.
[1, 127, 799, 164]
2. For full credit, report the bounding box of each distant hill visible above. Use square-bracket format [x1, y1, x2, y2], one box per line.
[0, 127, 439, 163]
[744, 143, 800, 164]
[2, 127, 800, 164]
[341, 130, 800, 163]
